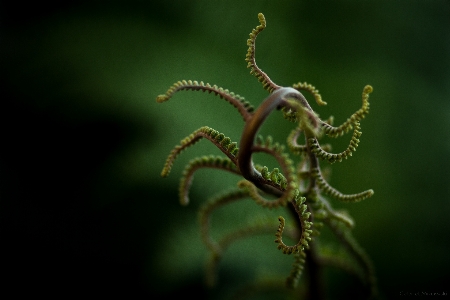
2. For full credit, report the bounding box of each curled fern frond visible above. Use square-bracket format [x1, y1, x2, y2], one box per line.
[245, 13, 280, 93]
[292, 82, 327, 106]
[321, 85, 373, 137]
[156, 80, 254, 121]
[160, 126, 239, 177]
[180, 155, 240, 205]
[274, 216, 300, 254]
[287, 126, 308, 155]
[274, 195, 312, 255]
[311, 168, 374, 202]
[309, 121, 362, 163]
[238, 180, 289, 208]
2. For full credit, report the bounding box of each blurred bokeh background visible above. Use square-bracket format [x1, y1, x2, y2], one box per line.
[1, 0, 449, 299]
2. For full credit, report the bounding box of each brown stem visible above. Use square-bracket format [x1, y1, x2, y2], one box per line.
[238, 87, 309, 193]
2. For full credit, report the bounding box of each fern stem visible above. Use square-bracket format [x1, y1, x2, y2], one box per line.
[238, 87, 310, 192]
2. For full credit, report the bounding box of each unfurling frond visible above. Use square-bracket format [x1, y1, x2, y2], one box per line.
[311, 168, 374, 202]
[156, 80, 254, 120]
[238, 180, 289, 208]
[275, 216, 300, 254]
[292, 82, 327, 106]
[180, 156, 240, 205]
[287, 126, 308, 155]
[274, 195, 313, 256]
[321, 85, 373, 137]
[245, 13, 280, 93]
[309, 122, 362, 163]
[160, 126, 239, 178]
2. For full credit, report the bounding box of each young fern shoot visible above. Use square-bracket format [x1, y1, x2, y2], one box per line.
[157, 13, 377, 299]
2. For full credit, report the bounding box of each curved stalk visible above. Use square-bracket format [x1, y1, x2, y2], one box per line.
[238, 87, 310, 191]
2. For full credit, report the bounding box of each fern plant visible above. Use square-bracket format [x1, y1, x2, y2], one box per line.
[157, 13, 377, 299]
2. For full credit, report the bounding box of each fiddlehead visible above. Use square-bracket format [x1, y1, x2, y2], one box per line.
[292, 81, 327, 106]
[274, 195, 312, 255]
[309, 121, 362, 163]
[311, 167, 374, 203]
[157, 80, 254, 121]
[287, 126, 308, 155]
[245, 13, 280, 93]
[161, 126, 239, 178]
[157, 12, 377, 299]
[180, 155, 240, 205]
[320, 85, 373, 137]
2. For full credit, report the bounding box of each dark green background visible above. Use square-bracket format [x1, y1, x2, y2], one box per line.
[1, 1, 449, 299]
